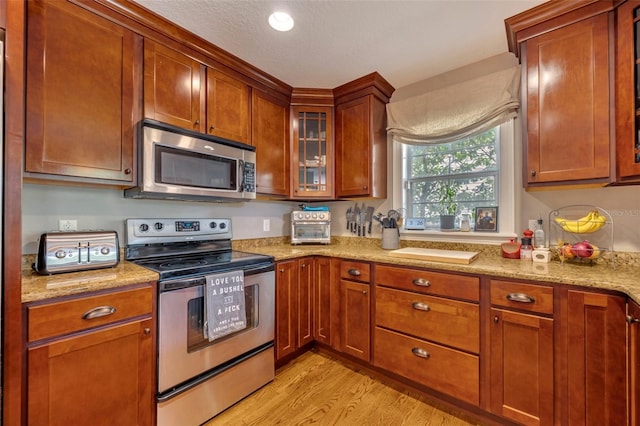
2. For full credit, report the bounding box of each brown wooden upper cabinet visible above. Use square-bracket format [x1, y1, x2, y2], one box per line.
[615, 0, 640, 182]
[25, 0, 141, 185]
[252, 89, 290, 196]
[291, 99, 334, 199]
[334, 73, 394, 198]
[144, 40, 251, 145]
[506, 1, 615, 188]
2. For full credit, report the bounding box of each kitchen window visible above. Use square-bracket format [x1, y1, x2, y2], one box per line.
[391, 119, 518, 241]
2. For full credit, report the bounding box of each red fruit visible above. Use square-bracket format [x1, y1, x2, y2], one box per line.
[571, 241, 593, 258]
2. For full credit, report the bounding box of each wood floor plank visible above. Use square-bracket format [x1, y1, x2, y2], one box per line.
[204, 351, 479, 425]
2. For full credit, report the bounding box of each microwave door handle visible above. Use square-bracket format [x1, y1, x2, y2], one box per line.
[238, 160, 245, 193]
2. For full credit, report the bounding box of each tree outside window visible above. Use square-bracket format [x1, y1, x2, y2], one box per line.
[402, 127, 499, 229]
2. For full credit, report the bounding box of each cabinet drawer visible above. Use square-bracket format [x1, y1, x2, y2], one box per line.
[490, 280, 554, 315]
[376, 287, 479, 353]
[374, 327, 479, 406]
[375, 265, 479, 301]
[340, 260, 371, 283]
[28, 286, 153, 342]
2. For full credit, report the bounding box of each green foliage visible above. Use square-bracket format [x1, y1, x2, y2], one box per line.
[435, 181, 458, 215]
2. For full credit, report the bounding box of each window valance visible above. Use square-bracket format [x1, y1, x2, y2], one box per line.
[386, 65, 520, 145]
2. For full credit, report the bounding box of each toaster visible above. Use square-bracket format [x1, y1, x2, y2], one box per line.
[33, 231, 120, 275]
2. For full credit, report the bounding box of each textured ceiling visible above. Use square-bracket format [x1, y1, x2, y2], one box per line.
[134, 0, 546, 90]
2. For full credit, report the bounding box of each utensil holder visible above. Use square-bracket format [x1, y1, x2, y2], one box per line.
[381, 228, 399, 250]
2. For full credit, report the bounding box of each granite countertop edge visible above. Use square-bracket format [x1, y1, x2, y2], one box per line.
[22, 241, 640, 304]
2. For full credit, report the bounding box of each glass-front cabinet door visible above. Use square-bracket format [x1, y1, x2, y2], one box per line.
[291, 106, 334, 198]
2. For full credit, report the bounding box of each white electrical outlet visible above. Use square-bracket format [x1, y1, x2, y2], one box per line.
[263, 219, 270, 232]
[528, 219, 537, 231]
[59, 219, 78, 231]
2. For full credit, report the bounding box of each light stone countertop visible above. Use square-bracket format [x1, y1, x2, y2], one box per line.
[22, 237, 640, 304]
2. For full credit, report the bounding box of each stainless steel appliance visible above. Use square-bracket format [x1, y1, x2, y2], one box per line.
[291, 210, 331, 244]
[125, 218, 275, 426]
[33, 231, 119, 275]
[125, 119, 256, 202]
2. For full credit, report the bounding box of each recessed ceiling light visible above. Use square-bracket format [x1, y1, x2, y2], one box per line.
[268, 11, 294, 32]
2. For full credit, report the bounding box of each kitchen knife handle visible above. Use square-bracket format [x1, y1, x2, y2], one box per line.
[506, 293, 535, 304]
[82, 305, 116, 320]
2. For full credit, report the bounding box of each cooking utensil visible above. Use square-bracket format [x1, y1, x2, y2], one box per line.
[366, 206, 374, 234]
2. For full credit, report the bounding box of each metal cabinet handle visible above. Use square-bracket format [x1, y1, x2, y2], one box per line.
[627, 315, 640, 324]
[412, 302, 430, 312]
[411, 347, 430, 359]
[144, 328, 151, 335]
[362, 289, 368, 295]
[530, 170, 536, 177]
[279, 268, 285, 273]
[124, 168, 132, 175]
[494, 316, 499, 324]
[348, 268, 361, 276]
[412, 278, 431, 287]
[82, 306, 116, 320]
[506, 293, 535, 303]
[194, 119, 200, 125]
[301, 263, 306, 268]
[209, 125, 215, 131]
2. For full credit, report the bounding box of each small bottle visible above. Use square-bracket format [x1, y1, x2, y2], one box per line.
[520, 237, 533, 260]
[460, 210, 471, 232]
[533, 218, 545, 248]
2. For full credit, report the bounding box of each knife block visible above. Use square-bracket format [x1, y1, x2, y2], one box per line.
[381, 228, 399, 250]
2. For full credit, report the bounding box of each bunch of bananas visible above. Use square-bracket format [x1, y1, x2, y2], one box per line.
[554, 209, 606, 234]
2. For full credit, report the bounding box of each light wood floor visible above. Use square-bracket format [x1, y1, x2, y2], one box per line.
[204, 350, 480, 425]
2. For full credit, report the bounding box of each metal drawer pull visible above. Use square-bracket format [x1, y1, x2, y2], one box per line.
[412, 302, 430, 312]
[412, 278, 431, 287]
[82, 306, 116, 320]
[348, 268, 361, 276]
[627, 315, 640, 324]
[411, 347, 430, 359]
[506, 293, 535, 303]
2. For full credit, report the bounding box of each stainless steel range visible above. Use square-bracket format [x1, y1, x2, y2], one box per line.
[125, 217, 275, 426]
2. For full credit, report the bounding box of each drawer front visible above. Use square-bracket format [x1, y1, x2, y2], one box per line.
[375, 264, 479, 301]
[374, 327, 479, 406]
[490, 279, 554, 315]
[340, 260, 371, 283]
[376, 287, 479, 353]
[28, 286, 153, 342]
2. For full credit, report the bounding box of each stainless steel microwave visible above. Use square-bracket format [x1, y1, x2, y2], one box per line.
[125, 120, 256, 202]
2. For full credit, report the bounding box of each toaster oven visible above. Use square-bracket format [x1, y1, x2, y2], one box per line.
[291, 211, 331, 245]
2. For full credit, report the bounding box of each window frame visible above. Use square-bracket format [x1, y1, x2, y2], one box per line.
[391, 118, 519, 244]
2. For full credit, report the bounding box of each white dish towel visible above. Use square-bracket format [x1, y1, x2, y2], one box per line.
[204, 270, 246, 341]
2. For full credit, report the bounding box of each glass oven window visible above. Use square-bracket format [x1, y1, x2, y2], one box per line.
[187, 284, 258, 352]
[294, 223, 330, 239]
[156, 145, 237, 190]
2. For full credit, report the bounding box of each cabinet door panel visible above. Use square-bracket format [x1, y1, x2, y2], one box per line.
[335, 97, 371, 197]
[298, 259, 314, 347]
[525, 13, 611, 184]
[144, 40, 205, 131]
[566, 291, 626, 425]
[341, 280, 370, 361]
[28, 319, 153, 426]
[629, 300, 640, 425]
[275, 260, 297, 360]
[206, 69, 250, 144]
[314, 257, 332, 345]
[26, 0, 140, 182]
[490, 308, 553, 426]
[251, 90, 290, 196]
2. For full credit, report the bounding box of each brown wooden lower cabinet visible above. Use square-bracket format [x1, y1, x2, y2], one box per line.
[565, 290, 627, 426]
[339, 260, 371, 361]
[275, 257, 314, 361]
[26, 284, 154, 426]
[313, 257, 332, 345]
[628, 299, 640, 425]
[489, 308, 554, 425]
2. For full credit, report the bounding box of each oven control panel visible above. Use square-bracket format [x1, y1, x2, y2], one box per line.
[291, 211, 331, 222]
[125, 218, 232, 245]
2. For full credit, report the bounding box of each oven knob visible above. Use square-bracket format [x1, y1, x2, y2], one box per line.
[312, 213, 317, 219]
[209, 222, 217, 229]
[139, 224, 149, 233]
[219, 222, 227, 229]
[319, 213, 326, 220]
[100, 247, 110, 255]
[154, 222, 164, 231]
[55, 250, 66, 259]
[304, 213, 310, 219]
